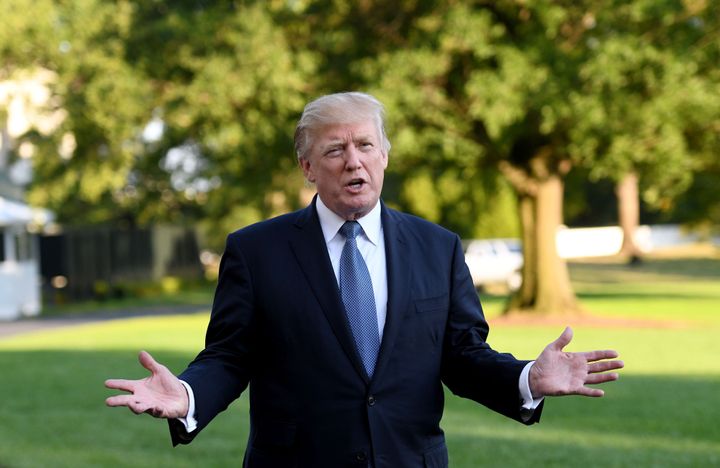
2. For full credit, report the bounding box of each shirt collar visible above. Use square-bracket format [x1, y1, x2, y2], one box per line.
[316, 196, 382, 246]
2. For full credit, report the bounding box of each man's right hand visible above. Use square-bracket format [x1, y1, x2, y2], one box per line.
[105, 351, 189, 419]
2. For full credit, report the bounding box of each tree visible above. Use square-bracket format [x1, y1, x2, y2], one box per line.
[5, 0, 717, 291]
[355, 2, 593, 315]
[0, 0, 63, 186]
[351, 0, 720, 315]
[570, 0, 720, 264]
[121, 2, 317, 248]
[2, 0, 154, 224]
[615, 172, 643, 263]
[2, 1, 318, 250]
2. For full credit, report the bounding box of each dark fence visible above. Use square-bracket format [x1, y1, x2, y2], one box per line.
[40, 225, 203, 301]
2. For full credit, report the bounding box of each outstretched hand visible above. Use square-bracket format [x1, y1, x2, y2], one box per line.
[105, 351, 189, 419]
[529, 327, 624, 398]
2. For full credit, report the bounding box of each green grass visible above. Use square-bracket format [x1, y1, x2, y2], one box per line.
[41, 283, 215, 318]
[1, 256, 719, 467]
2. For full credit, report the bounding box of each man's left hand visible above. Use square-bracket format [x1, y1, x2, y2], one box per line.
[529, 327, 624, 398]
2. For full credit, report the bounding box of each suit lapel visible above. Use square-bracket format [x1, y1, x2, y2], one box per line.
[288, 199, 370, 383]
[372, 203, 411, 382]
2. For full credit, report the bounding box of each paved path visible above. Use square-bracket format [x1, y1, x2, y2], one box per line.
[0, 304, 209, 340]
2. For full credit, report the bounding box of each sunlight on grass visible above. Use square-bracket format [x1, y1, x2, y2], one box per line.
[2, 312, 718, 377]
[488, 325, 720, 376]
[0, 312, 210, 352]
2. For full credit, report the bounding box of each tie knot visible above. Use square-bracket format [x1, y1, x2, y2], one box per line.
[340, 221, 362, 240]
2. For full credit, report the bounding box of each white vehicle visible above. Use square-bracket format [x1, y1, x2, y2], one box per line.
[463, 239, 523, 291]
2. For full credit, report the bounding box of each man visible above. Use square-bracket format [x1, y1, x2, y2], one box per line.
[106, 92, 623, 467]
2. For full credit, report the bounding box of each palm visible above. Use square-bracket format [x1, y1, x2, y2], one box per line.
[105, 351, 189, 419]
[529, 327, 623, 398]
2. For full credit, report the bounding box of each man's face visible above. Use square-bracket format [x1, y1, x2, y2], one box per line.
[299, 120, 388, 220]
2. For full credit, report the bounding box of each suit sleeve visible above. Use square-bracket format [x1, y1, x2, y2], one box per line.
[440, 235, 542, 424]
[169, 233, 257, 445]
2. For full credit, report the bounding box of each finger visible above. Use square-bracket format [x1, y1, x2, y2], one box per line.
[107, 394, 156, 415]
[588, 360, 624, 373]
[138, 350, 161, 374]
[550, 326, 573, 352]
[575, 386, 605, 397]
[105, 379, 138, 392]
[106, 394, 138, 407]
[582, 350, 620, 362]
[146, 407, 167, 418]
[130, 401, 153, 415]
[585, 372, 619, 385]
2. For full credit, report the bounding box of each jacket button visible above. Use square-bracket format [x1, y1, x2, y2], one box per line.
[367, 395, 376, 406]
[356, 451, 367, 462]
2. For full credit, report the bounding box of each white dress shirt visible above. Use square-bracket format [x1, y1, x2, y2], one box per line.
[178, 197, 541, 431]
[315, 196, 387, 340]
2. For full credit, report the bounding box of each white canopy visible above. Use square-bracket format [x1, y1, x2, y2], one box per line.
[0, 196, 53, 226]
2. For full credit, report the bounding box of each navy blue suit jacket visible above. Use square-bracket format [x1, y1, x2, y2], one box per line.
[170, 199, 542, 467]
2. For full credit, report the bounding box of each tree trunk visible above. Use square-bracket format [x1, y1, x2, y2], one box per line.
[0, 121, 11, 169]
[512, 194, 537, 308]
[616, 171, 643, 264]
[502, 157, 581, 316]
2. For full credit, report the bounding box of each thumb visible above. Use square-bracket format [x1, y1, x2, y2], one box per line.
[550, 326, 573, 352]
[138, 350, 160, 374]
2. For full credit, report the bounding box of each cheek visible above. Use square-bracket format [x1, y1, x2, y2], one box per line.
[372, 161, 386, 182]
[315, 166, 341, 188]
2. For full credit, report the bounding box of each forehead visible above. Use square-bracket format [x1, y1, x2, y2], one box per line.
[314, 120, 379, 143]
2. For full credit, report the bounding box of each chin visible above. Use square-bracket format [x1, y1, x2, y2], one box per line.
[337, 203, 370, 220]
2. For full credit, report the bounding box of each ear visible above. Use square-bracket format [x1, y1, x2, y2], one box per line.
[299, 157, 315, 183]
[381, 150, 389, 170]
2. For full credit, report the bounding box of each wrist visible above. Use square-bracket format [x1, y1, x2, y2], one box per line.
[528, 365, 543, 399]
[178, 380, 193, 419]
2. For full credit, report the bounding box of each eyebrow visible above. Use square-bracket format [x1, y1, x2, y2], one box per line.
[320, 133, 375, 150]
[320, 141, 344, 153]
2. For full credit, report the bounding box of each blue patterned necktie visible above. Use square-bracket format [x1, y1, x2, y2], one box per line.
[339, 221, 380, 378]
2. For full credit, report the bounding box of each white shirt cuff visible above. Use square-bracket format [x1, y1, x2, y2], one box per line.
[519, 361, 544, 421]
[177, 380, 198, 433]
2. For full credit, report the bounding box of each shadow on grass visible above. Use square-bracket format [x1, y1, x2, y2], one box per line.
[569, 258, 720, 282]
[444, 374, 720, 467]
[0, 350, 248, 468]
[576, 291, 720, 301]
[1, 350, 718, 468]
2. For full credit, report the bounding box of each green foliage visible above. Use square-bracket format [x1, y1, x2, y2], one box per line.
[4, 1, 317, 238]
[2, 0, 718, 243]
[3, 0, 153, 222]
[400, 167, 520, 238]
[121, 2, 317, 247]
[567, 0, 720, 212]
[0, 0, 60, 74]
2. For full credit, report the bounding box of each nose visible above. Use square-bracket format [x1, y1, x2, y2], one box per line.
[344, 145, 362, 170]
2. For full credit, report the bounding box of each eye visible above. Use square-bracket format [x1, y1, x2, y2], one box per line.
[324, 147, 342, 157]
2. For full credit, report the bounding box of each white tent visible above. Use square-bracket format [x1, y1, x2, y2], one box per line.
[0, 196, 53, 226]
[0, 196, 52, 320]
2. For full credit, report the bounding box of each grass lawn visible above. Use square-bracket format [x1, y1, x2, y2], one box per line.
[0, 254, 718, 467]
[40, 283, 216, 318]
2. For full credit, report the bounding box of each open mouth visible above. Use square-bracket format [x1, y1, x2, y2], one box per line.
[346, 178, 365, 190]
